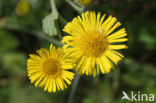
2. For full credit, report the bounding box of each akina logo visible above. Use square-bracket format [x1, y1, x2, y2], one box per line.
[121, 91, 155, 102]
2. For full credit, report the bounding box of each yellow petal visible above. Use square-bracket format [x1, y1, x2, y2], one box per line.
[36, 48, 49, 58]
[109, 45, 128, 50]
[107, 28, 127, 39]
[34, 74, 45, 87]
[99, 14, 106, 27]
[101, 15, 112, 29]
[44, 79, 50, 91]
[111, 50, 124, 58]
[104, 17, 117, 35]
[105, 50, 122, 65]
[57, 78, 64, 90]
[108, 38, 128, 43]
[29, 72, 43, 83]
[52, 79, 56, 92]
[106, 22, 121, 36]
[39, 77, 48, 87]
[48, 79, 53, 92]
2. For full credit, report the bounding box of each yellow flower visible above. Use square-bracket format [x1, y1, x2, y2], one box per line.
[27, 44, 75, 92]
[16, 0, 30, 15]
[62, 11, 128, 77]
[78, 0, 91, 5]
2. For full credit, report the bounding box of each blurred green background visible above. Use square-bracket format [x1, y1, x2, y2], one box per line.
[0, 0, 156, 103]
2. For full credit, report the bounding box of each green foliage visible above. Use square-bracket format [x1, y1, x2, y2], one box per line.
[0, 30, 19, 53]
[0, 16, 21, 30]
[7, 82, 51, 103]
[122, 58, 156, 88]
[1, 52, 26, 76]
[42, 10, 58, 36]
[139, 27, 156, 50]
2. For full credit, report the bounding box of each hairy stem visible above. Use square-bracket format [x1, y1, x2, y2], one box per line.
[66, 0, 84, 14]
[50, 0, 57, 11]
[67, 73, 80, 103]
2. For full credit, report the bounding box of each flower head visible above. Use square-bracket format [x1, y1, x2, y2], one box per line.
[27, 44, 75, 92]
[16, 0, 30, 15]
[78, 0, 91, 5]
[62, 11, 128, 77]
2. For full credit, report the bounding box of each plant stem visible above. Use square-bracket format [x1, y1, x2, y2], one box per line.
[51, 0, 67, 26]
[67, 73, 80, 103]
[58, 13, 67, 25]
[66, 0, 84, 14]
[50, 0, 63, 40]
[2, 25, 63, 47]
[50, 0, 57, 12]
[31, 30, 63, 47]
[55, 22, 62, 40]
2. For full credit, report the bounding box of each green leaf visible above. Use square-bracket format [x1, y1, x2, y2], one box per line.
[1, 52, 26, 76]
[139, 27, 156, 50]
[0, 16, 21, 30]
[8, 81, 52, 103]
[42, 10, 58, 36]
[0, 30, 19, 53]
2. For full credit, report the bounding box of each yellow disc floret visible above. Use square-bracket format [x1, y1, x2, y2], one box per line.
[43, 59, 60, 75]
[79, 30, 108, 57]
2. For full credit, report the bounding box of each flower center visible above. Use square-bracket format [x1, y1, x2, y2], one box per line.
[43, 59, 60, 75]
[79, 30, 108, 57]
